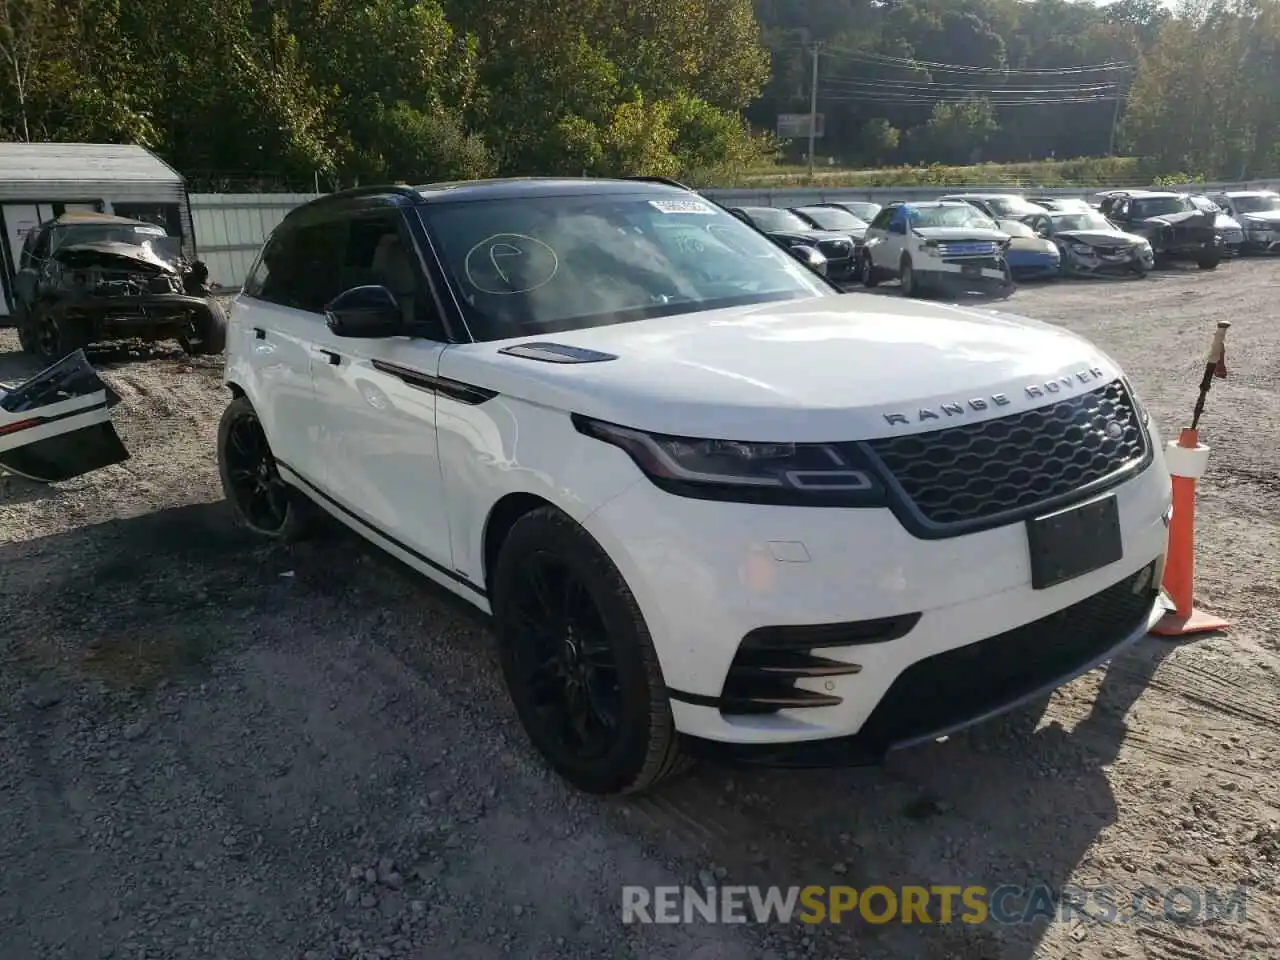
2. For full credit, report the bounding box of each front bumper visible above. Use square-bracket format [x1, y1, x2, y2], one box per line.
[1064, 245, 1153, 275]
[584, 454, 1172, 750]
[1243, 228, 1280, 252]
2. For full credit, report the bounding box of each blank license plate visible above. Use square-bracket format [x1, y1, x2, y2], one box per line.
[1026, 495, 1123, 590]
[961, 263, 982, 277]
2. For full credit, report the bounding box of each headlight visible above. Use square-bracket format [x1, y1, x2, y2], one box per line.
[1070, 242, 1093, 255]
[1121, 376, 1151, 427]
[572, 415, 888, 507]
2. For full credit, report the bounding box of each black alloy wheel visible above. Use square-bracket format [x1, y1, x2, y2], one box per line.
[505, 550, 623, 762]
[216, 396, 309, 539]
[492, 506, 687, 795]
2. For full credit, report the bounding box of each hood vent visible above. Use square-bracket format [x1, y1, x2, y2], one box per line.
[498, 342, 618, 364]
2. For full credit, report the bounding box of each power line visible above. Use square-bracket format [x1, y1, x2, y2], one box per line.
[820, 92, 1125, 105]
[818, 44, 1133, 76]
[821, 77, 1119, 95]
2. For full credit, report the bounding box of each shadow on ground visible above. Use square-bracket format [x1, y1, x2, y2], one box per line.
[0, 499, 1180, 960]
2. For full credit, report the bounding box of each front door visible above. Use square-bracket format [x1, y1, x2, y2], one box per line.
[0, 204, 53, 316]
[308, 209, 455, 575]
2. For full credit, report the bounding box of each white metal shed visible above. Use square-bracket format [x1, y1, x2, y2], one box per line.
[0, 142, 194, 319]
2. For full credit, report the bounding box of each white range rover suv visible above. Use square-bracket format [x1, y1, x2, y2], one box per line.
[218, 177, 1172, 795]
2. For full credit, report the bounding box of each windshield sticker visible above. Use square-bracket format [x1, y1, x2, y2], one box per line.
[649, 199, 715, 216]
[463, 233, 559, 295]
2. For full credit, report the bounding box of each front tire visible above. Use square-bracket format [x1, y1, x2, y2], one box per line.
[899, 256, 917, 297]
[216, 396, 312, 540]
[33, 306, 90, 363]
[183, 299, 229, 356]
[1197, 255, 1220, 270]
[859, 252, 879, 288]
[491, 505, 688, 795]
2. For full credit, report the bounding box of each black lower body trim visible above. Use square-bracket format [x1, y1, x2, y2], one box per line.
[274, 459, 486, 598]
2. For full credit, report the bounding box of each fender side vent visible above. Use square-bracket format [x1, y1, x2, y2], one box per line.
[498, 342, 618, 364]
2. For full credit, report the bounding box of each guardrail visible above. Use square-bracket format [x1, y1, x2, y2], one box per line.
[190, 179, 1280, 290]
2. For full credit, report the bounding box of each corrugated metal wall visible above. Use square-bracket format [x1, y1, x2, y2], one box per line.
[189, 179, 1280, 290]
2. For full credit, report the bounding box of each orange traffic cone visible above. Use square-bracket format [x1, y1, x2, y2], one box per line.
[1149, 426, 1230, 636]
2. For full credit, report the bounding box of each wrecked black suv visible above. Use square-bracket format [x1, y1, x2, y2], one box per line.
[12, 213, 227, 362]
[1096, 190, 1224, 270]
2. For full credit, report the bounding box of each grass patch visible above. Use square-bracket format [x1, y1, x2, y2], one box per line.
[706, 157, 1209, 189]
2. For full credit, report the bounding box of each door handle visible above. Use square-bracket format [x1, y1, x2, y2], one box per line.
[316, 348, 341, 366]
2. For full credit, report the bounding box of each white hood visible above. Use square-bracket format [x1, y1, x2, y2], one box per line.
[1240, 210, 1280, 226]
[912, 226, 1009, 242]
[438, 294, 1121, 443]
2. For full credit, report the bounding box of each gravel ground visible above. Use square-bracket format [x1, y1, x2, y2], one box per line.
[2, 263, 1278, 960]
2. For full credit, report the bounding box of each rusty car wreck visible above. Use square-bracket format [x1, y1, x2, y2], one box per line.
[12, 213, 227, 362]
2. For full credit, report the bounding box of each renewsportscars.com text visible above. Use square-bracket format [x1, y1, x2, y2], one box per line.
[621, 884, 1250, 926]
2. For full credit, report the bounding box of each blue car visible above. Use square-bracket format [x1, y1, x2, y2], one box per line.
[995, 218, 1061, 279]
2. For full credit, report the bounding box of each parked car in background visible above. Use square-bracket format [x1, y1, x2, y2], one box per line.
[993, 218, 1061, 280]
[12, 213, 224, 362]
[1023, 210, 1154, 277]
[1096, 190, 1223, 269]
[860, 201, 1014, 297]
[789, 204, 870, 256]
[728, 206, 858, 281]
[1188, 195, 1244, 256]
[813, 200, 883, 223]
[939, 193, 1050, 219]
[1026, 197, 1094, 214]
[219, 176, 1172, 796]
[1208, 190, 1280, 253]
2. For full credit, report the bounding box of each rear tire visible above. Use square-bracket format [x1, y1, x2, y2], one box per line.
[491, 505, 689, 795]
[216, 396, 312, 541]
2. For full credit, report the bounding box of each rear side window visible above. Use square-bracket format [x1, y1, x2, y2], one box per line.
[245, 219, 347, 313]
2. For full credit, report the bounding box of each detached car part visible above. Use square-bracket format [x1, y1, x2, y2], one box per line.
[0, 350, 129, 482]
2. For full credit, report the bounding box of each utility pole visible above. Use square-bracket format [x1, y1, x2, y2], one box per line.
[1107, 65, 1125, 156]
[807, 42, 820, 180]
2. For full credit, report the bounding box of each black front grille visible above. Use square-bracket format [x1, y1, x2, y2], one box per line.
[865, 379, 1148, 529]
[817, 239, 853, 259]
[855, 562, 1159, 749]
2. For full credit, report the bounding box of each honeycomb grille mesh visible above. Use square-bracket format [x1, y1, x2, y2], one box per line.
[866, 379, 1147, 527]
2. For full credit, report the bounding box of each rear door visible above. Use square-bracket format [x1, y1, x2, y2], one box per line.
[872, 206, 909, 269]
[231, 215, 346, 482]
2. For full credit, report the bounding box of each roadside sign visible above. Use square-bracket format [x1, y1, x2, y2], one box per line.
[776, 113, 824, 139]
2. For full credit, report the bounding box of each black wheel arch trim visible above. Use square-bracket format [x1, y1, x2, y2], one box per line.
[370, 359, 497, 405]
[273, 458, 487, 598]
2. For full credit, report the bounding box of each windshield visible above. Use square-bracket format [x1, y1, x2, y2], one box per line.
[742, 207, 810, 233]
[1052, 213, 1116, 232]
[998, 220, 1036, 238]
[1131, 196, 1194, 218]
[794, 207, 866, 230]
[1232, 194, 1280, 213]
[908, 205, 997, 230]
[51, 222, 170, 254]
[422, 193, 831, 341]
[840, 202, 882, 221]
[984, 197, 1046, 217]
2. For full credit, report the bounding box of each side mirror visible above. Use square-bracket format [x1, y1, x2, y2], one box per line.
[788, 244, 828, 277]
[324, 285, 403, 339]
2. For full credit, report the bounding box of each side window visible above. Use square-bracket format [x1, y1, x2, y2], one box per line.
[869, 208, 893, 230]
[248, 218, 347, 313]
[339, 213, 445, 340]
[20, 226, 46, 268]
[888, 210, 907, 234]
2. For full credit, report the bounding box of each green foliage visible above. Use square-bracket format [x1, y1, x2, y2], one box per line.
[0, 0, 1273, 185]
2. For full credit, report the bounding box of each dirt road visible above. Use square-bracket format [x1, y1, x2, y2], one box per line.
[2, 263, 1277, 960]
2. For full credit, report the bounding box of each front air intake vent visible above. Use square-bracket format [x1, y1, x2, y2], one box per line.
[719, 613, 921, 716]
[498, 342, 618, 364]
